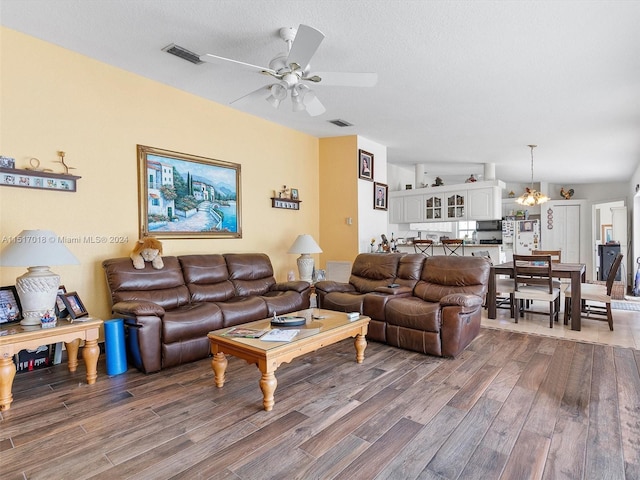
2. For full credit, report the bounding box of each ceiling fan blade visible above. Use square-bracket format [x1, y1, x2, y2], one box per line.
[199, 53, 276, 75]
[230, 85, 271, 105]
[286, 24, 325, 71]
[304, 92, 326, 117]
[309, 72, 378, 87]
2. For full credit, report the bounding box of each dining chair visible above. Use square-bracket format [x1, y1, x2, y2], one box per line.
[472, 251, 514, 314]
[413, 239, 434, 256]
[442, 239, 464, 256]
[563, 253, 623, 330]
[512, 254, 561, 328]
[532, 250, 562, 263]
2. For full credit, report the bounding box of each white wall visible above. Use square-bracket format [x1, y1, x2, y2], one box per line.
[358, 137, 387, 253]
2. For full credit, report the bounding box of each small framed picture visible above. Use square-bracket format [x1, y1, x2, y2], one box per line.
[61, 292, 88, 319]
[374, 182, 388, 210]
[358, 149, 374, 181]
[0, 156, 16, 169]
[290, 188, 299, 200]
[0, 285, 22, 324]
[55, 285, 68, 318]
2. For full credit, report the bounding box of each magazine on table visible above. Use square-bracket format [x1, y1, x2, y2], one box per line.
[222, 327, 268, 338]
[260, 329, 300, 342]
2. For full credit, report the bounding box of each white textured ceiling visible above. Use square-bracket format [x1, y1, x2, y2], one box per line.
[2, 0, 639, 185]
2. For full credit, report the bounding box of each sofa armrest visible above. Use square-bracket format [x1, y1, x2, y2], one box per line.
[271, 281, 310, 293]
[373, 285, 413, 296]
[440, 293, 483, 313]
[314, 281, 356, 295]
[112, 300, 165, 317]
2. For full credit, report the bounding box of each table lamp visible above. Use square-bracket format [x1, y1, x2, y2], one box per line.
[0, 229, 79, 326]
[287, 234, 322, 282]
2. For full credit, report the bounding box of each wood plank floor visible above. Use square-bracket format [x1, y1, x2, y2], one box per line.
[1, 328, 639, 480]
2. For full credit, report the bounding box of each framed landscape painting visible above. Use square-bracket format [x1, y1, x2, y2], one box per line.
[137, 145, 242, 239]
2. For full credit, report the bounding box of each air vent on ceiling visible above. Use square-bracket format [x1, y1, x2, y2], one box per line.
[162, 44, 203, 64]
[328, 119, 353, 127]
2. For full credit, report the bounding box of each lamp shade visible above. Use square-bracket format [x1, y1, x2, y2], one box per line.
[287, 234, 322, 254]
[0, 229, 79, 266]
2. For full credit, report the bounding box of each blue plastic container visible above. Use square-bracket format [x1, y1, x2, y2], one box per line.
[103, 319, 127, 375]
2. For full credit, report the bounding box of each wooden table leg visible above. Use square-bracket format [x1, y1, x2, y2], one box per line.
[65, 339, 80, 372]
[488, 266, 497, 319]
[570, 271, 582, 331]
[354, 334, 367, 364]
[83, 338, 100, 385]
[260, 371, 277, 412]
[0, 356, 16, 411]
[212, 352, 228, 388]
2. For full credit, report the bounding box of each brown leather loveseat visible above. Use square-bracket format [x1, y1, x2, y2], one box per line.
[315, 253, 489, 357]
[102, 253, 311, 373]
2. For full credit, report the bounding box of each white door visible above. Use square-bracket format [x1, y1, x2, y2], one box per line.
[546, 204, 580, 263]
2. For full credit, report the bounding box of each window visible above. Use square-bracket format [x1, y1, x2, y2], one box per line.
[457, 220, 477, 241]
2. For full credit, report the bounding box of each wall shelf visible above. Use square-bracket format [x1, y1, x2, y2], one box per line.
[0, 167, 81, 192]
[271, 197, 301, 210]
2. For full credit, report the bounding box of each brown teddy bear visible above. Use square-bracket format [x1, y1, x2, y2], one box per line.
[130, 237, 164, 269]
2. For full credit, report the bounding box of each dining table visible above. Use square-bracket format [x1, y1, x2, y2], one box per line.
[488, 261, 587, 331]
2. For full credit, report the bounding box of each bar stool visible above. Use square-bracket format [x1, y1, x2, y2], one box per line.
[442, 239, 464, 256]
[413, 239, 433, 256]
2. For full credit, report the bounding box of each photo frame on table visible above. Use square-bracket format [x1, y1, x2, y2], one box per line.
[290, 188, 299, 200]
[602, 224, 613, 243]
[55, 285, 68, 318]
[358, 149, 374, 181]
[0, 285, 22, 324]
[137, 144, 242, 239]
[374, 182, 388, 210]
[61, 291, 88, 319]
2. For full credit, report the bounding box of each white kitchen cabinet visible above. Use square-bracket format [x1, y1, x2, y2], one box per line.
[404, 194, 426, 222]
[469, 187, 502, 220]
[423, 193, 445, 221]
[388, 196, 403, 223]
[445, 191, 466, 220]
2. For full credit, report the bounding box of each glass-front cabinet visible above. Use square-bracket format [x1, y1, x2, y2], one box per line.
[446, 192, 465, 220]
[424, 193, 444, 220]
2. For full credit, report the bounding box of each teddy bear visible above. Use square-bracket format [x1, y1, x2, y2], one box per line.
[130, 236, 164, 270]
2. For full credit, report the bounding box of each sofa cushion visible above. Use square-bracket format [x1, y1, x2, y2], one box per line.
[384, 296, 441, 332]
[262, 290, 309, 316]
[179, 254, 235, 302]
[413, 256, 488, 302]
[162, 302, 223, 343]
[349, 253, 404, 292]
[224, 253, 276, 296]
[217, 296, 269, 327]
[321, 292, 368, 313]
[103, 256, 190, 309]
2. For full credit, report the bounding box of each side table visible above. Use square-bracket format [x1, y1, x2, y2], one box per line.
[0, 317, 103, 410]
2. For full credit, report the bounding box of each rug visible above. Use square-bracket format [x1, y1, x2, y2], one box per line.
[611, 301, 640, 311]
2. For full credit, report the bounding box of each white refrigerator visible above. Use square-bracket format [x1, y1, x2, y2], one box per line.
[502, 220, 541, 261]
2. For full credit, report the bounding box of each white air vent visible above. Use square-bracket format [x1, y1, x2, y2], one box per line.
[162, 44, 203, 65]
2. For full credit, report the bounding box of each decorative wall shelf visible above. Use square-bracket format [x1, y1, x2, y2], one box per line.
[0, 167, 81, 192]
[271, 197, 301, 210]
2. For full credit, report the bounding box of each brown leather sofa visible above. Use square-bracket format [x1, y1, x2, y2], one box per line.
[315, 253, 489, 357]
[102, 253, 311, 373]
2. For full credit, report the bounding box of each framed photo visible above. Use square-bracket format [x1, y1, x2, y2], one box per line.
[358, 149, 374, 181]
[290, 188, 299, 200]
[55, 285, 68, 318]
[602, 224, 613, 243]
[0, 286, 22, 324]
[137, 145, 242, 239]
[374, 182, 388, 210]
[61, 292, 88, 319]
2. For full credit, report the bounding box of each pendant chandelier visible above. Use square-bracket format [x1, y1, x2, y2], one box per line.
[516, 144, 549, 206]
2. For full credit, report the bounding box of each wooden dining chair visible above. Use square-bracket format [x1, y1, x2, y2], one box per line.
[512, 254, 561, 328]
[564, 253, 623, 330]
[532, 250, 562, 263]
[413, 239, 434, 256]
[442, 239, 464, 256]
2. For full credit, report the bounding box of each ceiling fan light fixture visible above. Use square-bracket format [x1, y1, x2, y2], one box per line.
[291, 84, 308, 112]
[266, 83, 287, 109]
[516, 145, 549, 206]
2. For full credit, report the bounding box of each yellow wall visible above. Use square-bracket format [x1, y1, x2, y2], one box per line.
[0, 28, 320, 320]
[318, 136, 359, 263]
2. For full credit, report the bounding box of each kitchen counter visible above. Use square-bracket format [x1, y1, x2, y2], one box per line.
[396, 243, 505, 264]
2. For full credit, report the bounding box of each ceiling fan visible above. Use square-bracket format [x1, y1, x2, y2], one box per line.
[199, 24, 377, 116]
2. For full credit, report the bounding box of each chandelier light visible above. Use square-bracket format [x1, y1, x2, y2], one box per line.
[516, 144, 549, 206]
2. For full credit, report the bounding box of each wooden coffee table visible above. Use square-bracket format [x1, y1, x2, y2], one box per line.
[0, 318, 103, 410]
[207, 309, 369, 411]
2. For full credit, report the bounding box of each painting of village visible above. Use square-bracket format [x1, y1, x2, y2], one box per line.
[138, 145, 241, 238]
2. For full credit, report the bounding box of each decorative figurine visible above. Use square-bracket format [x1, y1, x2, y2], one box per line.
[431, 177, 444, 187]
[465, 174, 477, 183]
[560, 187, 574, 199]
[55, 151, 76, 174]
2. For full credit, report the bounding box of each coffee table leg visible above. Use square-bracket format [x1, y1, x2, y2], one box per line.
[65, 339, 80, 372]
[212, 352, 227, 387]
[83, 339, 100, 385]
[354, 334, 367, 364]
[0, 356, 16, 411]
[260, 371, 277, 411]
